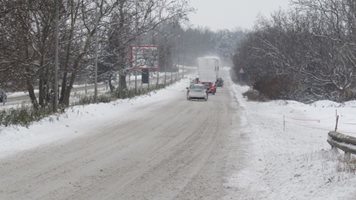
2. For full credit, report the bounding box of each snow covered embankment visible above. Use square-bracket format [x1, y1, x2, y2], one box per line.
[225, 84, 356, 200]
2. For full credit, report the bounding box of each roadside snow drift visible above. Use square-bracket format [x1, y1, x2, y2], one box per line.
[225, 84, 356, 200]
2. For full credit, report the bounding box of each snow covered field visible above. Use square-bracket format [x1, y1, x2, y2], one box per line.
[225, 84, 356, 200]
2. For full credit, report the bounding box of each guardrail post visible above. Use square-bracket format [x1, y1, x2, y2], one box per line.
[334, 115, 339, 132]
[331, 146, 338, 153]
[345, 152, 351, 162]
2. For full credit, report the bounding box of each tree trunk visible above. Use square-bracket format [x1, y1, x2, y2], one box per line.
[119, 74, 127, 90]
[59, 1, 79, 105]
[108, 74, 115, 92]
[61, 44, 89, 106]
[62, 71, 76, 107]
[60, 21, 97, 106]
[59, 26, 75, 105]
[38, 52, 48, 107]
[26, 77, 39, 110]
[38, 78, 47, 107]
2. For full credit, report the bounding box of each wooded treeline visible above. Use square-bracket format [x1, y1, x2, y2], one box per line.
[0, 0, 191, 110]
[0, 0, 245, 110]
[233, 0, 356, 102]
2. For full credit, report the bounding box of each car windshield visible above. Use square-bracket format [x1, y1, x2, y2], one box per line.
[190, 85, 205, 91]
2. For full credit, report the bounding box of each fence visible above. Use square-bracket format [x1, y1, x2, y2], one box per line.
[327, 131, 356, 161]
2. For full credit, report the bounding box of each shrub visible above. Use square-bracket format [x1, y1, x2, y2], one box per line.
[253, 75, 293, 100]
[112, 84, 166, 99]
[78, 94, 112, 105]
[0, 106, 59, 127]
[243, 89, 268, 102]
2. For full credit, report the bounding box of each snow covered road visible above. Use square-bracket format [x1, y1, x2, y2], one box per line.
[0, 72, 243, 200]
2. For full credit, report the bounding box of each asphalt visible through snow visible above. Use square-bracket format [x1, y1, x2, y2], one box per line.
[0, 71, 244, 200]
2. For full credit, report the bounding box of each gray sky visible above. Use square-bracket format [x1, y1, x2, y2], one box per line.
[188, 0, 291, 31]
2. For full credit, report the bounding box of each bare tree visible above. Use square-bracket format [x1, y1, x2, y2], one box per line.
[0, 0, 193, 109]
[105, 0, 191, 90]
[58, 0, 119, 106]
[233, 0, 356, 102]
[0, 0, 58, 109]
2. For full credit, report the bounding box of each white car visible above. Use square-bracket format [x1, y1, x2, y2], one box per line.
[186, 84, 208, 101]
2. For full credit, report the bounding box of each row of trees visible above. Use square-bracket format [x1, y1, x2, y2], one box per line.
[233, 0, 356, 102]
[0, 0, 191, 110]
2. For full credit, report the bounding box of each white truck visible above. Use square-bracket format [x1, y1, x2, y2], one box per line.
[197, 57, 220, 94]
[197, 57, 219, 83]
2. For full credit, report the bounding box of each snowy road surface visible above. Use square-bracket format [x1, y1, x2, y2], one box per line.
[0, 73, 243, 199]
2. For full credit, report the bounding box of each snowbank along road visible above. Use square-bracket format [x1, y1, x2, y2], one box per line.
[0, 70, 244, 200]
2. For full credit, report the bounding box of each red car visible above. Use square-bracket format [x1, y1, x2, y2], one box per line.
[202, 82, 216, 95]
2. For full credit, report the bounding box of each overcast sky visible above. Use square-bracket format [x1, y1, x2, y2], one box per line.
[188, 0, 291, 31]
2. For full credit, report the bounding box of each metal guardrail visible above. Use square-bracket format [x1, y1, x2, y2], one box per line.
[327, 131, 356, 161]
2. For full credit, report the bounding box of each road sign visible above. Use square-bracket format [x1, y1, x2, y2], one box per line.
[131, 45, 159, 70]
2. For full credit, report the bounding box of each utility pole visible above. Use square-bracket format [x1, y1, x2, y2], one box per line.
[134, 0, 139, 93]
[94, 2, 99, 103]
[164, 50, 167, 85]
[53, 0, 59, 112]
[182, 65, 184, 79]
[176, 38, 179, 81]
[181, 34, 184, 79]
[164, 65, 167, 85]
[94, 33, 98, 102]
[156, 69, 159, 88]
[164, 34, 167, 85]
[134, 68, 138, 93]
